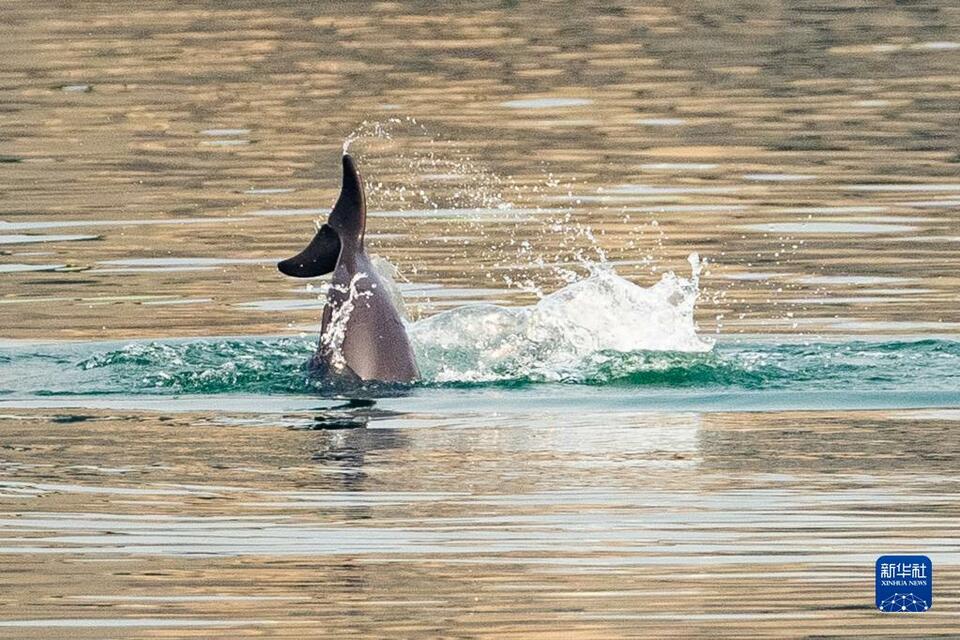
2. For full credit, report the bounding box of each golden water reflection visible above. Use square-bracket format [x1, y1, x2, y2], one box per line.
[0, 409, 957, 636]
[2, 1, 960, 339]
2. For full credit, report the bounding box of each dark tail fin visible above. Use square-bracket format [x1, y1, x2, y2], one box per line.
[277, 154, 367, 278]
[327, 154, 366, 246]
[277, 223, 341, 278]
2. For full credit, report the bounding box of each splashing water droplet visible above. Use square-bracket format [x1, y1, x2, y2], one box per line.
[320, 273, 373, 373]
[410, 255, 712, 383]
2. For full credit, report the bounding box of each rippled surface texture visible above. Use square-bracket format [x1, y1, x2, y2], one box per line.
[2, 1, 960, 637]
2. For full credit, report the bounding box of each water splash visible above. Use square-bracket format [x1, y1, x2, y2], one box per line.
[340, 118, 516, 210]
[410, 255, 711, 383]
[342, 118, 425, 155]
[337, 120, 637, 305]
[369, 254, 410, 321]
[319, 273, 372, 373]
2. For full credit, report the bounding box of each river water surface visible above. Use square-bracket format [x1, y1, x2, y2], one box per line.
[2, 1, 960, 637]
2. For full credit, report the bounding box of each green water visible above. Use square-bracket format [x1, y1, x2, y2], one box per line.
[2, 336, 958, 415]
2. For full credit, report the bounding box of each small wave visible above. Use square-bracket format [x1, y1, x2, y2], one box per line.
[76, 339, 317, 394]
[0, 337, 957, 397]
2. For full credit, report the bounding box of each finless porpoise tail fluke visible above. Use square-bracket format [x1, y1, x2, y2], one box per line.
[277, 153, 420, 385]
[277, 154, 363, 278]
[328, 154, 366, 245]
[276, 223, 340, 278]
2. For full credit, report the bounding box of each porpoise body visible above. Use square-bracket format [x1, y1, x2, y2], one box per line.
[278, 154, 419, 384]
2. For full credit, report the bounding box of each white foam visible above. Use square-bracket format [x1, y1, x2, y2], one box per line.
[410, 255, 712, 383]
